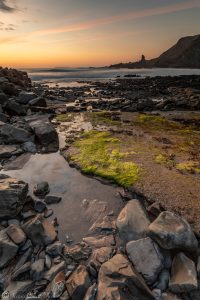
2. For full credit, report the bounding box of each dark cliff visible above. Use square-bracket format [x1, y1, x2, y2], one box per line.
[109, 34, 200, 69]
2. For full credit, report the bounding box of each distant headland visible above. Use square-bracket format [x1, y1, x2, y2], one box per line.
[109, 34, 200, 69]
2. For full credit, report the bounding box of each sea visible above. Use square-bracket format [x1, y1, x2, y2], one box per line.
[23, 67, 200, 87]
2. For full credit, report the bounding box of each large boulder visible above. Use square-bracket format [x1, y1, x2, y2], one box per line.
[126, 237, 165, 285]
[169, 252, 198, 293]
[66, 265, 92, 300]
[116, 200, 150, 244]
[147, 212, 198, 251]
[0, 176, 28, 218]
[5, 100, 27, 116]
[18, 91, 37, 104]
[96, 254, 154, 300]
[0, 82, 17, 96]
[29, 96, 47, 107]
[22, 215, 57, 246]
[1, 124, 33, 144]
[0, 230, 18, 269]
[28, 118, 58, 150]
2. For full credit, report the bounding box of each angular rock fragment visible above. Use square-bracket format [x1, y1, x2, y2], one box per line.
[0, 176, 28, 218]
[18, 91, 37, 104]
[30, 259, 45, 281]
[66, 265, 91, 300]
[1, 124, 33, 144]
[83, 283, 97, 300]
[46, 241, 63, 258]
[63, 243, 92, 262]
[116, 199, 150, 244]
[44, 261, 66, 282]
[154, 269, 170, 292]
[28, 118, 58, 150]
[22, 215, 57, 246]
[97, 254, 154, 300]
[11, 261, 31, 281]
[6, 224, 26, 245]
[147, 211, 198, 251]
[83, 235, 115, 248]
[0, 145, 17, 158]
[33, 182, 49, 197]
[169, 252, 198, 293]
[29, 96, 47, 107]
[126, 237, 165, 285]
[5, 100, 27, 116]
[22, 141, 37, 153]
[45, 195, 62, 205]
[34, 200, 47, 213]
[0, 230, 18, 269]
[48, 271, 65, 299]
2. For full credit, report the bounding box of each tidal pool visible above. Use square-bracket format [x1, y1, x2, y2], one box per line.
[4, 151, 123, 243]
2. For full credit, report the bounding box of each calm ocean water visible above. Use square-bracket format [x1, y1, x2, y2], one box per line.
[23, 67, 200, 86]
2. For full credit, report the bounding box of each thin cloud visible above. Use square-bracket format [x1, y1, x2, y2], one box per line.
[0, 0, 16, 12]
[0, 37, 15, 43]
[5, 26, 15, 30]
[0, 22, 16, 30]
[31, 0, 200, 37]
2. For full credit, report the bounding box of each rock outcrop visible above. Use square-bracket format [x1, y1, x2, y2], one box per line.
[109, 34, 200, 69]
[0, 175, 28, 218]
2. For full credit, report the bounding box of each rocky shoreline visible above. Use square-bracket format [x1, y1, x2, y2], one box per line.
[1, 67, 200, 299]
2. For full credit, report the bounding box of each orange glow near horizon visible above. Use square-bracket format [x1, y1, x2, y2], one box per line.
[0, 0, 199, 68]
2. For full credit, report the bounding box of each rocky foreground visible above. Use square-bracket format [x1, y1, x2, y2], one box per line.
[1, 172, 200, 299]
[1, 67, 200, 299]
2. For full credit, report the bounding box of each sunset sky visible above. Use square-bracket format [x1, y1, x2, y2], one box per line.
[0, 0, 200, 67]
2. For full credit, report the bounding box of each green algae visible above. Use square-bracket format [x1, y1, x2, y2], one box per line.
[176, 161, 200, 174]
[85, 112, 121, 126]
[155, 154, 175, 168]
[56, 113, 75, 122]
[70, 130, 141, 187]
[135, 114, 182, 131]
